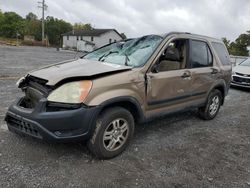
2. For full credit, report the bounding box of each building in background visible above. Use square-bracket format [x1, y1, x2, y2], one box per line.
[62, 29, 124, 52]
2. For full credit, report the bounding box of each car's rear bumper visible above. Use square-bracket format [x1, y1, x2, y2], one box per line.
[5, 97, 100, 142]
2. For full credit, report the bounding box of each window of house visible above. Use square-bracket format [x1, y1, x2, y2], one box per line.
[76, 36, 79, 40]
[67, 35, 69, 40]
[109, 39, 112, 44]
[114, 39, 117, 42]
[91, 36, 94, 41]
[190, 40, 213, 68]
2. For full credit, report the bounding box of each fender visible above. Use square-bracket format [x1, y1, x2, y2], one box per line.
[207, 79, 227, 105]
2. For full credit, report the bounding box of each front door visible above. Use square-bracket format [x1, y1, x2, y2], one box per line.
[146, 39, 192, 111]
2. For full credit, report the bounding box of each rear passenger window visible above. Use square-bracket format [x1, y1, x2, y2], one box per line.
[191, 40, 213, 68]
[212, 42, 230, 65]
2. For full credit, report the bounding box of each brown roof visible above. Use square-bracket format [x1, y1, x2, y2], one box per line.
[62, 29, 124, 39]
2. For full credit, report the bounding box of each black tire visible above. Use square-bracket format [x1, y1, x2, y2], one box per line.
[87, 107, 134, 159]
[198, 89, 222, 120]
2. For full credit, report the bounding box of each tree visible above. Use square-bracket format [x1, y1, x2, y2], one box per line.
[0, 10, 4, 33]
[0, 10, 128, 47]
[73, 23, 93, 30]
[0, 12, 25, 38]
[0, 9, 3, 23]
[26, 12, 38, 21]
[222, 32, 250, 56]
[23, 12, 41, 40]
[45, 16, 72, 46]
[230, 33, 250, 56]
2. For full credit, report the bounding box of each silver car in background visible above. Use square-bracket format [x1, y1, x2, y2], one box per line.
[231, 58, 250, 88]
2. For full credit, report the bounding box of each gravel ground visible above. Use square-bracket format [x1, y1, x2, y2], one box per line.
[0, 45, 250, 188]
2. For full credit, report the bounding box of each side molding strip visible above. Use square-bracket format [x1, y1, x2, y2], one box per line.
[148, 91, 206, 106]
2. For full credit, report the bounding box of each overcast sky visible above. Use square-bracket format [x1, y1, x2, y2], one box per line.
[1, 0, 249, 40]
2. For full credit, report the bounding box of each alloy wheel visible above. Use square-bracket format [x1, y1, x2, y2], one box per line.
[209, 95, 220, 116]
[103, 118, 129, 151]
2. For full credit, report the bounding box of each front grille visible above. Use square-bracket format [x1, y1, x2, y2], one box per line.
[235, 72, 250, 77]
[6, 115, 42, 138]
[232, 76, 250, 84]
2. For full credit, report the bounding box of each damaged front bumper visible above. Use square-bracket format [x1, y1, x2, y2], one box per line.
[5, 97, 100, 142]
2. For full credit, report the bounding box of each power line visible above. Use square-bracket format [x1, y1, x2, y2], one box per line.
[38, 0, 48, 45]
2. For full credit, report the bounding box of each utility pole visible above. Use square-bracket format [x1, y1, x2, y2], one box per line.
[38, 0, 47, 45]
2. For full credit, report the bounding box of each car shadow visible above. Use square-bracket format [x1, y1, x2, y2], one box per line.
[134, 110, 198, 138]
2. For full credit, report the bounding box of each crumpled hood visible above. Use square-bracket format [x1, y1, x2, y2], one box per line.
[233, 65, 250, 75]
[28, 58, 132, 85]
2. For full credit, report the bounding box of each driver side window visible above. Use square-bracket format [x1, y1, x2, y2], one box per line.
[157, 39, 188, 72]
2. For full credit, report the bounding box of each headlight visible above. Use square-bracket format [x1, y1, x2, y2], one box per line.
[47, 80, 92, 104]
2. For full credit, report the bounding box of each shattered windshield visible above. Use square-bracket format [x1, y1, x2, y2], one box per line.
[83, 35, 163, 67]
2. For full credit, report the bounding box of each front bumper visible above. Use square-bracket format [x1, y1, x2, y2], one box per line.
[231, 82, 250, 88]
[231, 75, 250, 88]
[5, 97, 100, 142]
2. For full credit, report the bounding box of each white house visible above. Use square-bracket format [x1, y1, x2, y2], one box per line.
[62, 29, 125, 52]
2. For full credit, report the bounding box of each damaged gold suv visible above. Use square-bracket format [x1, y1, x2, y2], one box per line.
[5, 32, 232, 159]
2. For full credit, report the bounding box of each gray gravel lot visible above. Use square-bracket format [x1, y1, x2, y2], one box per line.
[0, 45, 250, 188]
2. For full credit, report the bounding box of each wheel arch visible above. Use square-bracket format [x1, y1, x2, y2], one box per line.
[208, 81, 227, 105]
[96, 96, 145, 124]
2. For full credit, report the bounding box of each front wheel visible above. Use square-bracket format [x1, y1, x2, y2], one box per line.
[198, 89, 222, 120]
[87, 107, 134, 159]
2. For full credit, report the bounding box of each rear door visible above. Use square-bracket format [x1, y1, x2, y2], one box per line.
[188, 39, 218, 99]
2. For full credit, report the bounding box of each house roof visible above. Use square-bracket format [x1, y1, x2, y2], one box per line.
[62, 29, 125, 39]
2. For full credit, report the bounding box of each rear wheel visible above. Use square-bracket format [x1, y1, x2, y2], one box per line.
[198, 89, 222, 120]
[87, 107, 134, 159]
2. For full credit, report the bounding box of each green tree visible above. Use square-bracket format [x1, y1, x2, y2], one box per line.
[0, 10, 3, 24]
[222, 32, 250, 56]
[73, 23, 93, 30]
[0, 10, 4, 34]
[230, 33, 250, 56]
[26, 12, 38, 21]
[45, 16, 72, 46]
[0, 12, 25, 38]
[24, 12, 41, 40]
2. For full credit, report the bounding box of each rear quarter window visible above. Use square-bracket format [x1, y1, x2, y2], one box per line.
[211, 42, 230, 65]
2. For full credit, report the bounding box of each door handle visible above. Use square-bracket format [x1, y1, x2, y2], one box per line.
[211, 68, 219, 74]
[181, 72, 191, 78]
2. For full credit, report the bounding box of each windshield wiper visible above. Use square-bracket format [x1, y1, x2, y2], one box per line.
[124, 53, 130, 66]
[98, 51, 119, 61]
